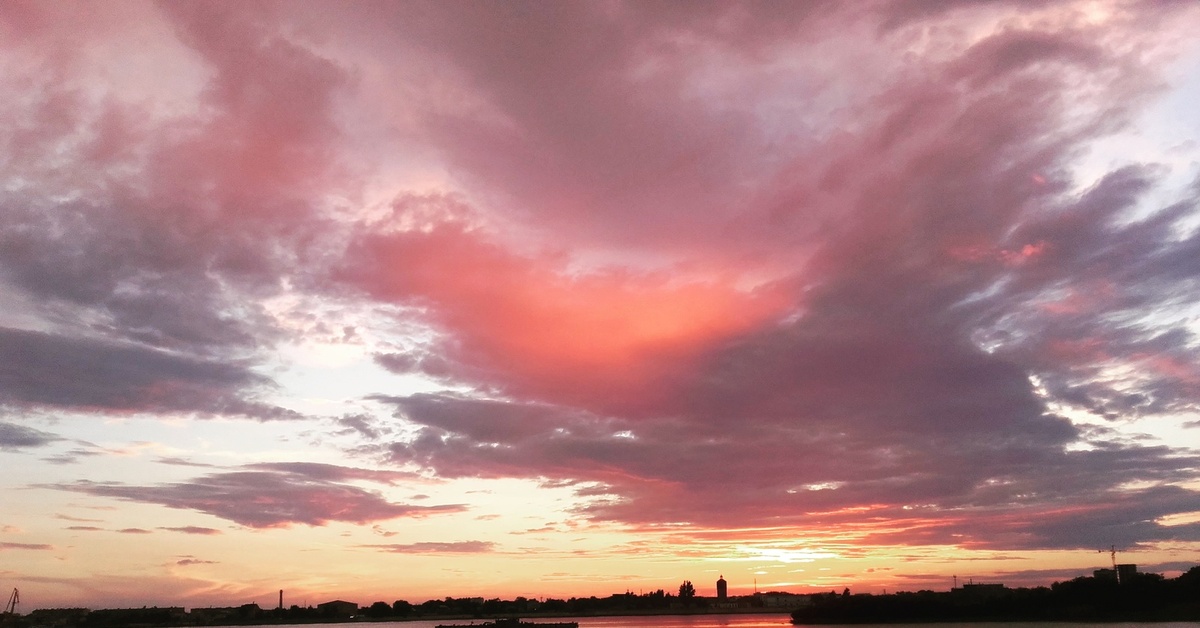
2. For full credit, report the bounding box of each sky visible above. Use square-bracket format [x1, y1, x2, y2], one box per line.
[2, 0, 1200, 612]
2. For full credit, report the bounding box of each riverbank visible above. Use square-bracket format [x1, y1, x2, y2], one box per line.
[790, 570, 1200, 624]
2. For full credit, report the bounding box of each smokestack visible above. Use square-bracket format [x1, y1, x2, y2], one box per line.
[279, 590, 283, 610]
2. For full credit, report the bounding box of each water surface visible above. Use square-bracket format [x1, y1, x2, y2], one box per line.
[226, 620, 1198, 628]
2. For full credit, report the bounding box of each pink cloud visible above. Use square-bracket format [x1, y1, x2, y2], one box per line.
[362, 1, 1200, 546]
[0, 2, 357, 427]
[345, 218, 793, 414]
[0, 542, 54, 551]
[54, 514, 103, 523]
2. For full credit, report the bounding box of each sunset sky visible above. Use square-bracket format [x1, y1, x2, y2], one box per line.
[3, 0, 1200, 612]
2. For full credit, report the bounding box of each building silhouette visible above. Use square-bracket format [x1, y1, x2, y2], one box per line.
[1116, 564, 1138, 583]
[1094, 568, 1117, 581]
[716, 575, 727, 600]
[316, 600, 358, 617]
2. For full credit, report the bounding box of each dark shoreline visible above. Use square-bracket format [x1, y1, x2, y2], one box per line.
[6, 567, 1199, 628]
[2, 607, 799, 628]
[790, 570, 1200, 625]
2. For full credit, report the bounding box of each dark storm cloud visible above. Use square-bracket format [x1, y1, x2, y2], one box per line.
[52, 463, 465, 528]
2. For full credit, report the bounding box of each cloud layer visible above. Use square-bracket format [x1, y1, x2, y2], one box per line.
[3, 0, 1200, 565]
[0, 421, 59, 450]
[56, 463, 463, 528]
[355, 1, 1200, 550]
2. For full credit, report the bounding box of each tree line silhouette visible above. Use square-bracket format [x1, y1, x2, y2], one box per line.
[1, 588, 715, 628]
[791, 566, 1200, 623]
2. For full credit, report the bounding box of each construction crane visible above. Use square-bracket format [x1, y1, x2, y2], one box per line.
[4, 588, 17, 615]
[1098, 545, 1135, 583]
[1100, 545, 1118, 572]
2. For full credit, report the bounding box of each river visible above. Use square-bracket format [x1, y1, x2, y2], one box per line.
[208, 620, 1200, 628]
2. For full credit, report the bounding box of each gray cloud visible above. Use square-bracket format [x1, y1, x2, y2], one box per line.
[158, 526, 223, 536]
[0, 421, 60, 450]
[52, 463, 465, 528]
[0, 0, 355, 426]
[0, 327, 299, 420]
[176, 557, 218, 566]
[0, 542, 54, 551]
[363, 541, 497, 554]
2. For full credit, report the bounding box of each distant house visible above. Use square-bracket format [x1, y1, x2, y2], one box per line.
[317, 600, 358, 617]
